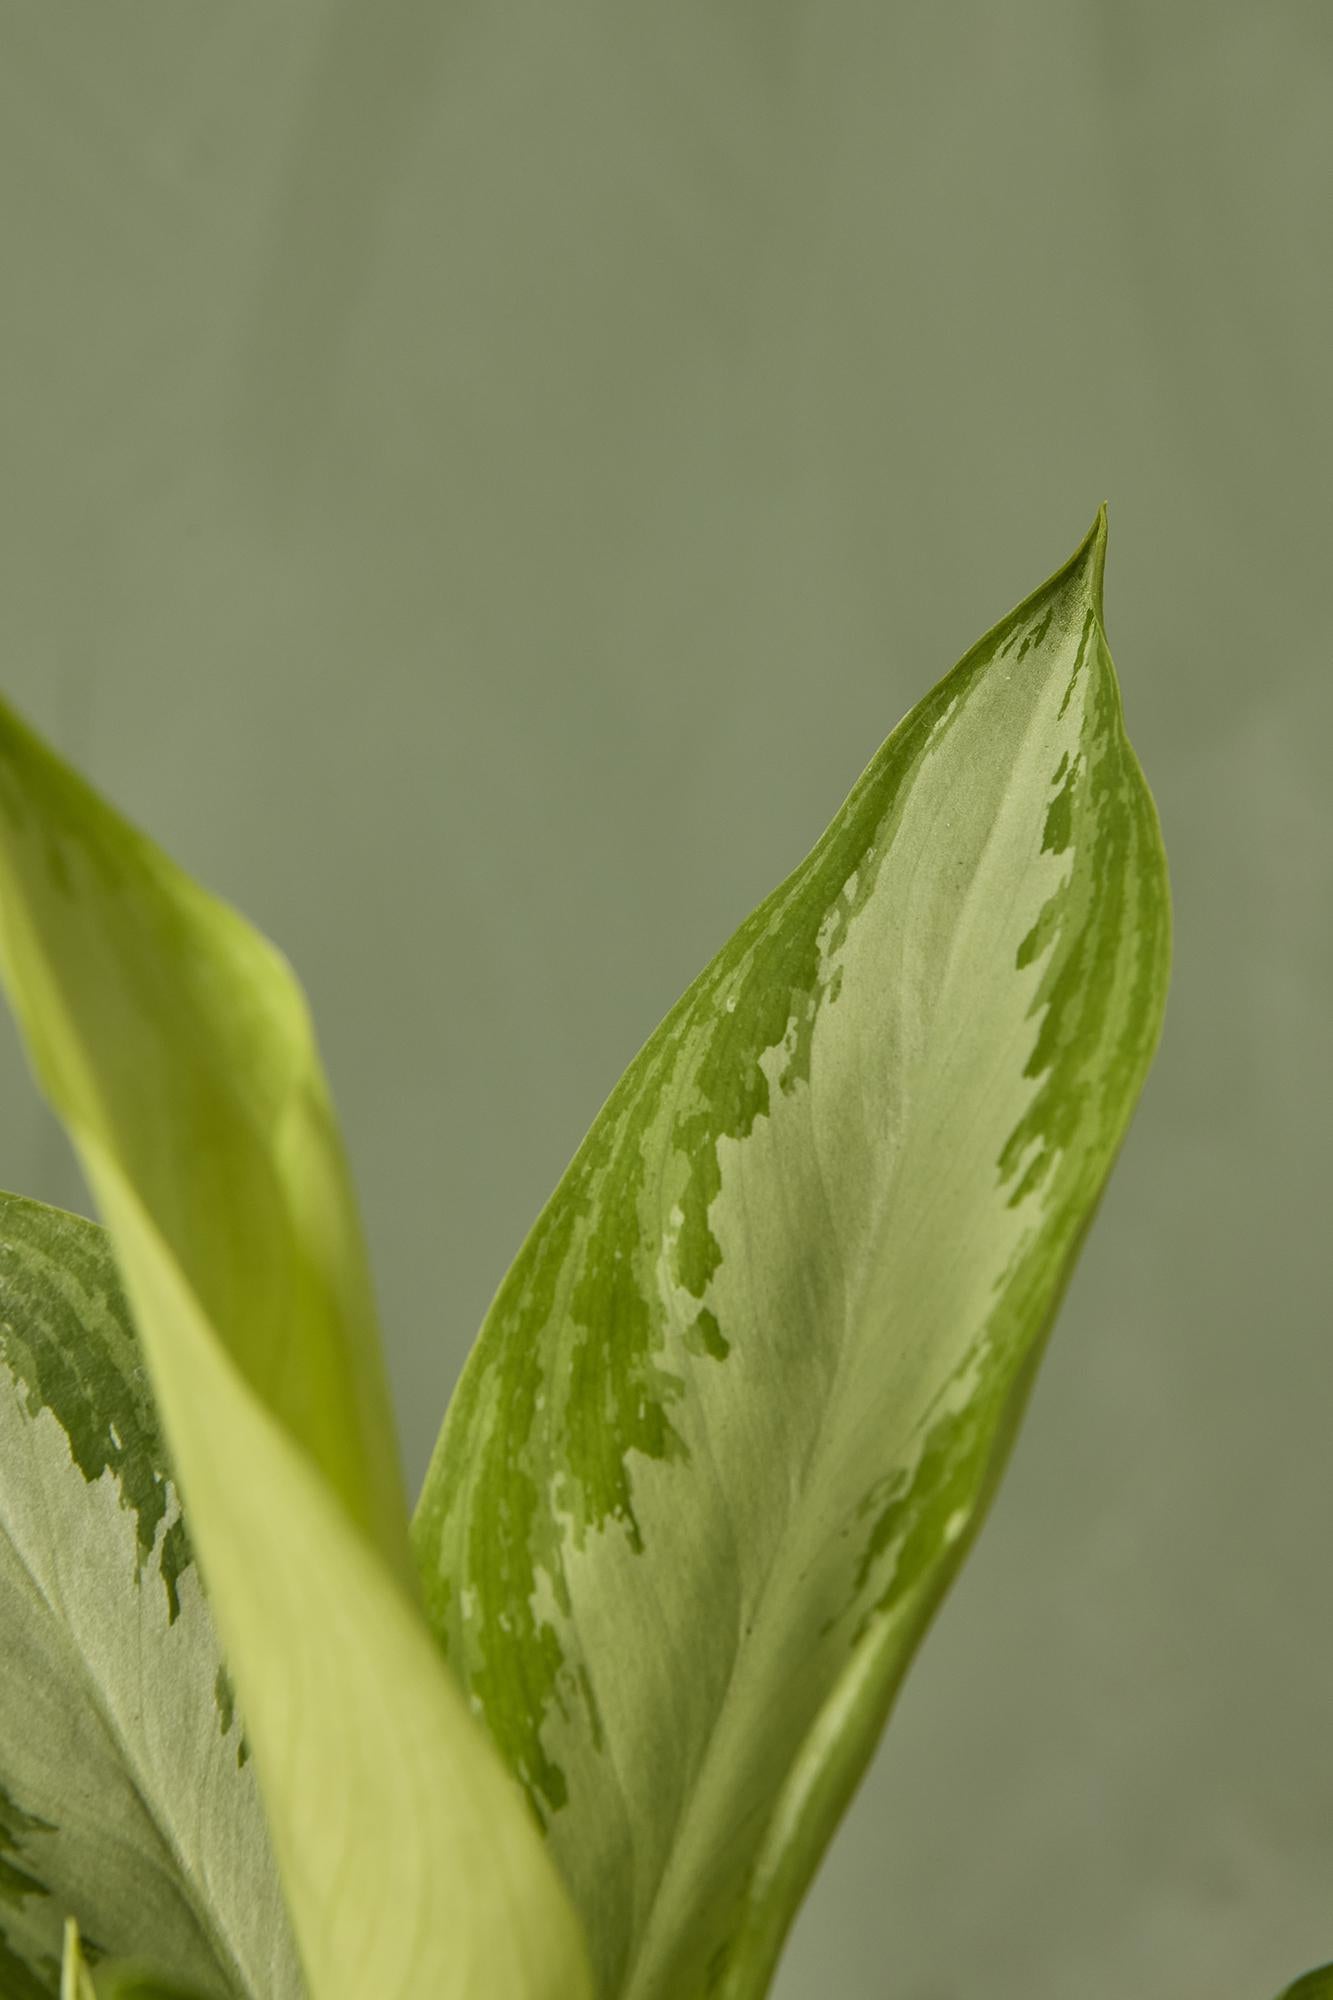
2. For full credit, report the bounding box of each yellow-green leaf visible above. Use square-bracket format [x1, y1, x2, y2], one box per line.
[0, 706, 592, 2000]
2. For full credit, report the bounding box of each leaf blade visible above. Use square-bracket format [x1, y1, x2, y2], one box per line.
[413, 511, 1171, 1999]
[0, 716, 593, 2000]
[0, 709, 408, 1576]
[0, 1192, 299, 2000]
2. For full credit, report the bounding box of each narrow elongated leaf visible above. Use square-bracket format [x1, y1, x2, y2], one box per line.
[61, 1920, 95, 2000]
[413, 512, 1171, 2000]
[0, 710, 592, 1999]
[0, 1193, 299, 2000]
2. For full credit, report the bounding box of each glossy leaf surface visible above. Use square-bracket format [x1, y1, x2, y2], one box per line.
[0, 708, 592, 2000]
[413, 513, 1171, 2000]
[0, 1196, 298, 2000]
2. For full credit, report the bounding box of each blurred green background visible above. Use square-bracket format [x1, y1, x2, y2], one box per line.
[2, 3, 1329, 1995]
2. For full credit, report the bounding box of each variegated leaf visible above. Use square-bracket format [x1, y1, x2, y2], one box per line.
[0, 1194, 300, 2000]
[413, 512, 1171, 2000]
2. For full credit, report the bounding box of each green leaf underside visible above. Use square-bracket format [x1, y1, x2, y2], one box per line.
[413, 512, 1171, 2000]
[0, 715, 594, 1995]
[0, 1194, 300, 1999]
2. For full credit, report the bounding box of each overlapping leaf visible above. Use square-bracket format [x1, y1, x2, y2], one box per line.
[0, 1194, 298, 2000]
[0, 704, 592, 2000]
[413, 512, 1172, 2000]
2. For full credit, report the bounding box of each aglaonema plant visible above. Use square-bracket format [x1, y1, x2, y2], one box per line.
[0, 509, 1289, 2000]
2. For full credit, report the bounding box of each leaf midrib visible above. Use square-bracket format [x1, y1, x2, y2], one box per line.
[615, 786, 1056, 1997]
[613, 1072, 875, 2000]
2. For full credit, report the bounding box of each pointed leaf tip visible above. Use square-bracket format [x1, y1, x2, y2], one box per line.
[412, 506, 1170, 2000]
[1034, 504, 1108, 632]
[1077, 502, 1109, 620]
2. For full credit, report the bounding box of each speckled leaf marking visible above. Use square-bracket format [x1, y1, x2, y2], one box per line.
[0, 1194, 301, 2000]
[0, 1196, 187, 1618]
[413, 514, 1170, 2000]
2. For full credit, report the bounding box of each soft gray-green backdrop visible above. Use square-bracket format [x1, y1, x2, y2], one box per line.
[2, 5, 1329, 1996]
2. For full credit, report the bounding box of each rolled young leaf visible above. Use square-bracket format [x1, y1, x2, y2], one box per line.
[62, 1915, 216, 2000]
[61, 1920, 95, 2000]
[0, 707, 593, 1999]
[0, 1193, 299, 2000]
[412, 511, 1172, 2000]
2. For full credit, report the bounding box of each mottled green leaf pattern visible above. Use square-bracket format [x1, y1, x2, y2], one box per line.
[413, 513, 1171, 2000]
[0, 1193, 300, 1999]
